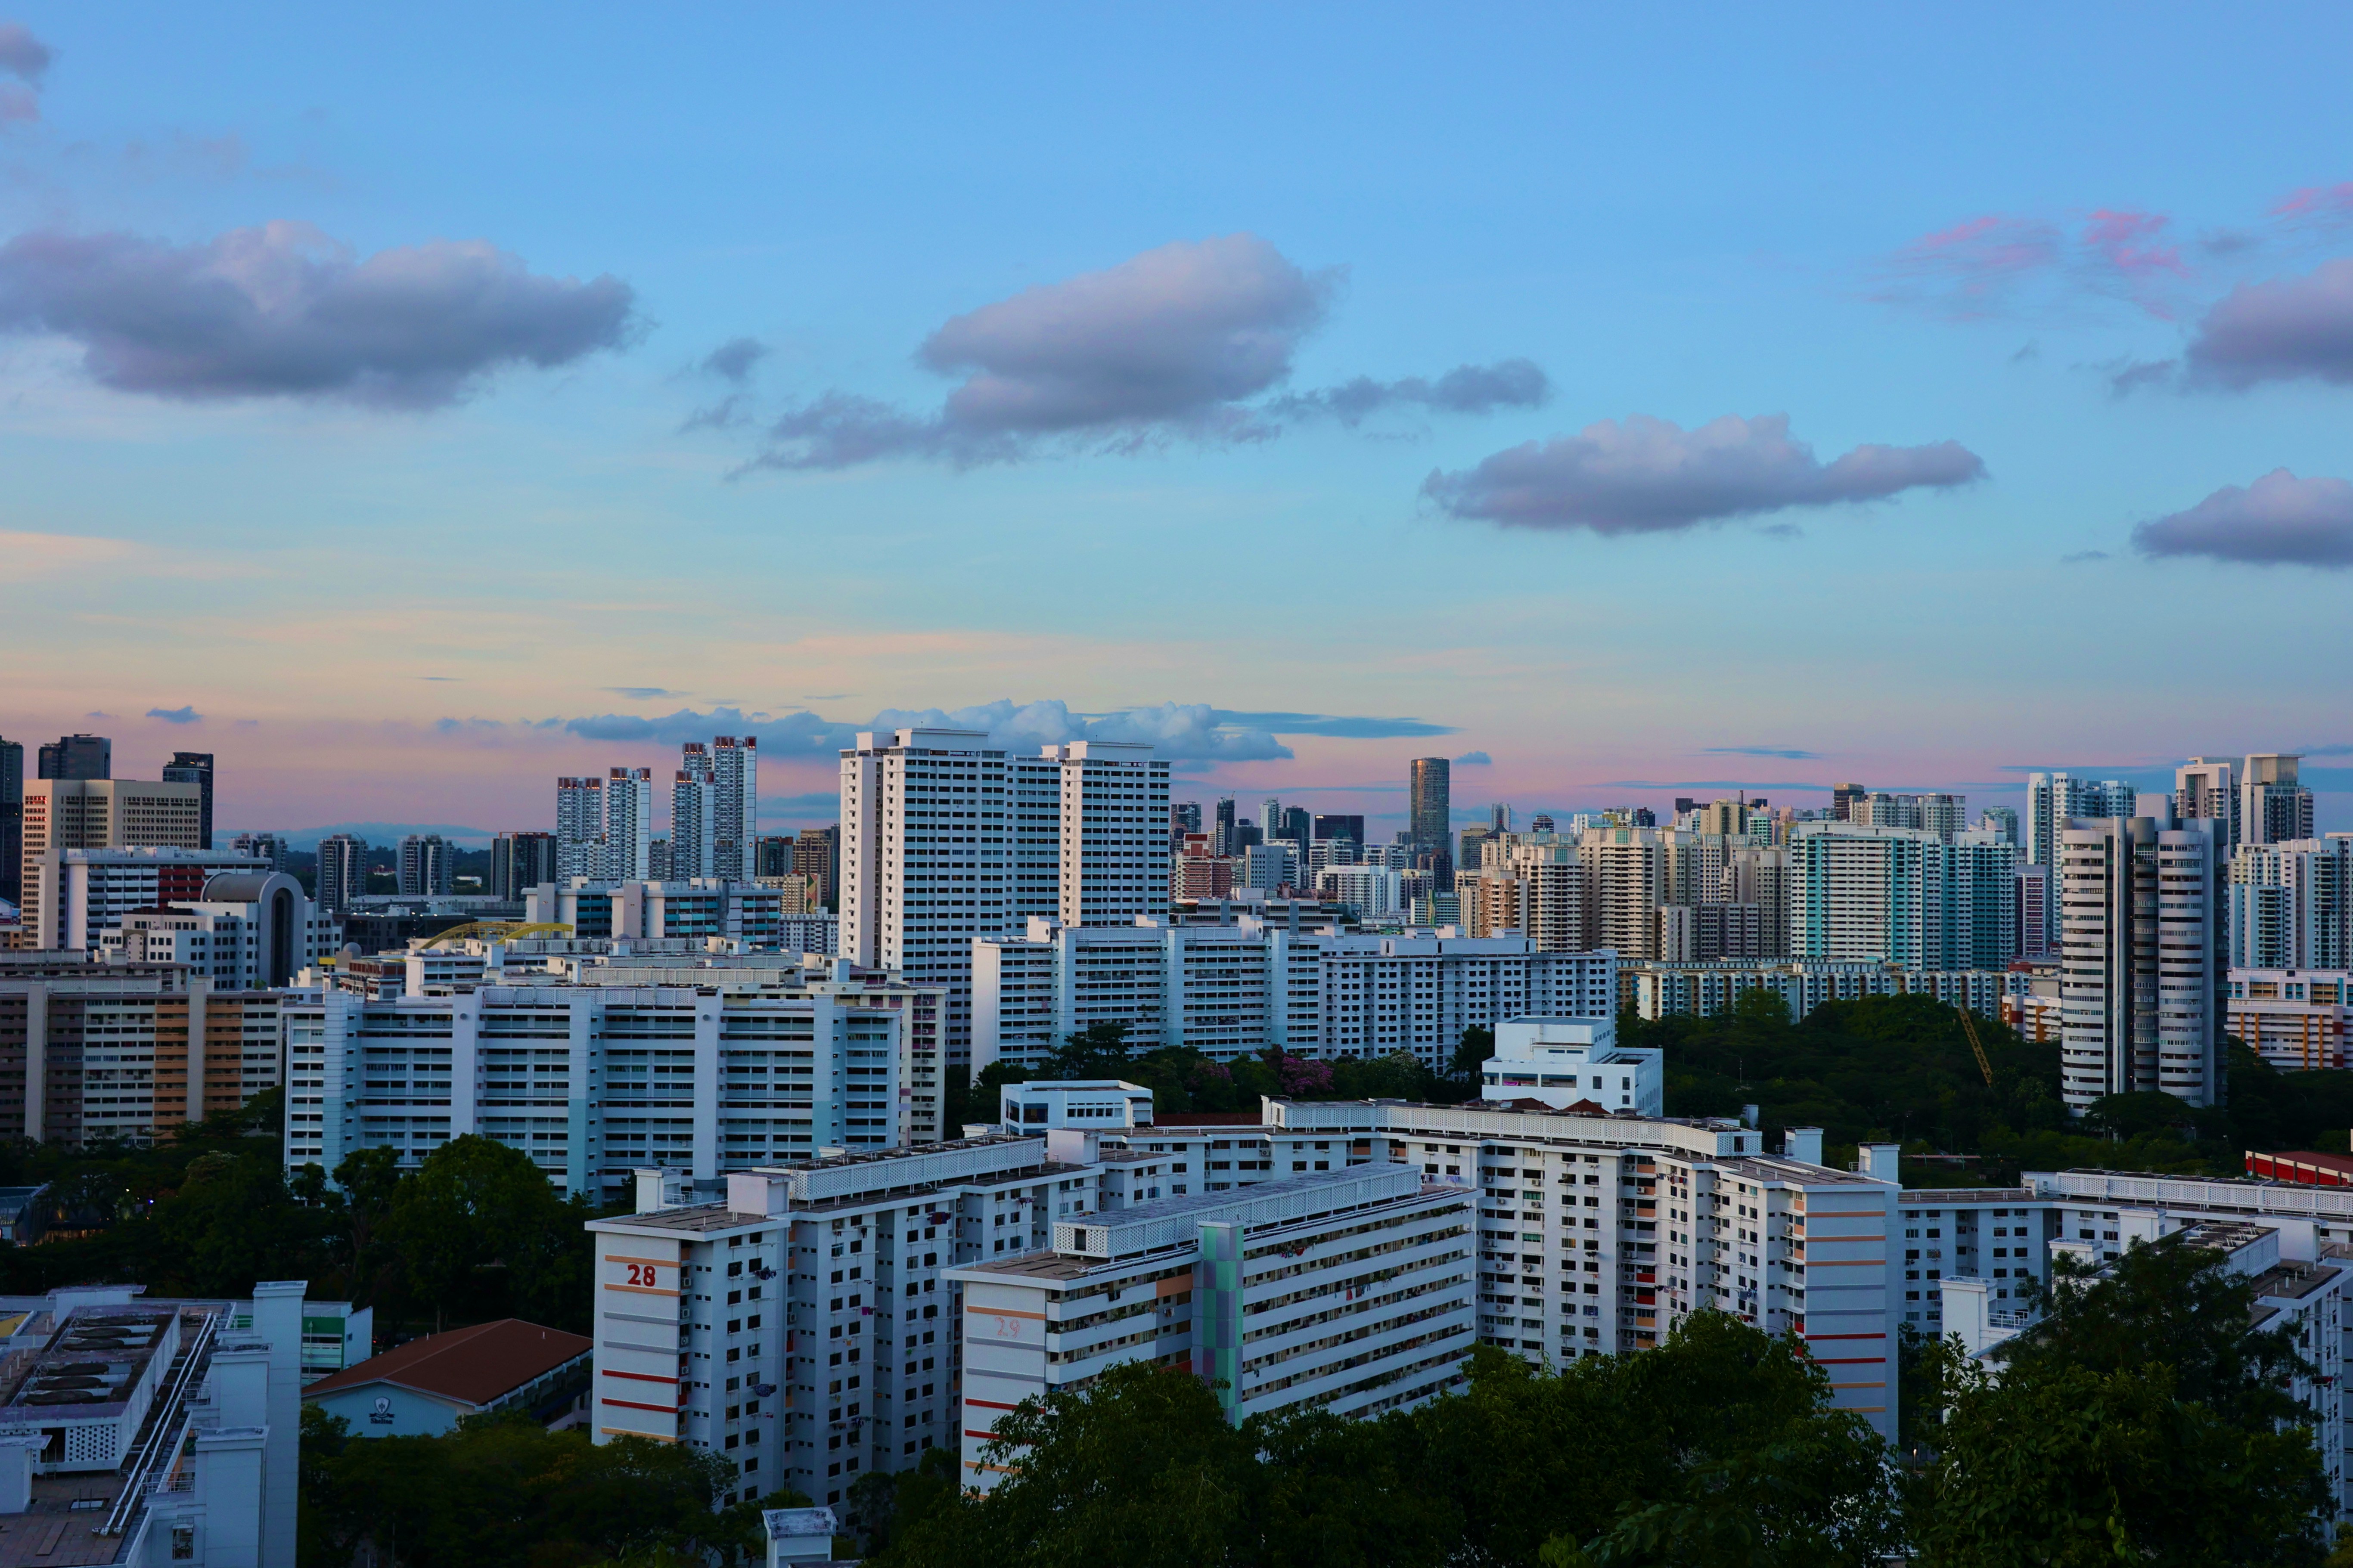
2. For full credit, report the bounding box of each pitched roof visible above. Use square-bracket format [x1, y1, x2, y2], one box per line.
[304, 1318, 591, 1407]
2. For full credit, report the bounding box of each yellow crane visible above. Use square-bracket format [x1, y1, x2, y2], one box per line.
[1955, 1004, 1995, 1088]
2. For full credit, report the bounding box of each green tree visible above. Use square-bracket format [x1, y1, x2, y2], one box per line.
[1999, 1237, 2311, 1431]
[380, 1134, 595, 1332]
[1450, 1025, 1494, 1080]
[1912, 1354, 2327, 1567]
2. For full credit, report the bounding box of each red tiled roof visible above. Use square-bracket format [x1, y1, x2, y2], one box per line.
[304, 1318, 590, 1407]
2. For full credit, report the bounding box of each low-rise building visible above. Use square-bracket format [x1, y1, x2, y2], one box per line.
[302, 1318, 590, 1436]
[2227, 969, 2353, 1071]
[1478, 1016, 1661, 1116]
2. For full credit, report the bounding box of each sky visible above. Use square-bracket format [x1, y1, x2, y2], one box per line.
[4, 3, 2353, 846]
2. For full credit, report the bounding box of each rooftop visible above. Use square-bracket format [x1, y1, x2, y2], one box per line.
[1902, 1187, 2036, 1205]
[304, 1319, 589, 1407]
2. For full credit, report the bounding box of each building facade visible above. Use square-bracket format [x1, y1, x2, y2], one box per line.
[586, 1138, 1098, 1510]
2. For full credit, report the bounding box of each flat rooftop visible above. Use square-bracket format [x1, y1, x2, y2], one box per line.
[1902, 1188, 2036, 1205]
[1, 1307, 177, 1421]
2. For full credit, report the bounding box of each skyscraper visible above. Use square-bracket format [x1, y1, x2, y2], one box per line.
[794, 826, 840, 909]
[0, 736, 20, 904]
[399, 834, 454, 896]
[2024, 772, 2139, 946]
[2242, 754, 2315, 847]
[161, 751, 215, 849]
[36, 734, 110, 781]
[491, 831, 559, 899]
[2058, 799, 2224, 1112]
[1312, 813, 1364, 846]
[1173, 802, 1202, 835]
[316, 833, 369, 913]
[1280, 805, 1312, 848]
[2229, 836, 2352, 971]
[1829, 783, 1866, 821]
[1409, 758, 1452, 879]
[604, 766, 655, 880]
[230, 830, 289, 872]
[556, 776, 605, 880]
[1489, 803, 1512, 833]
[671, 746, 716, 879]
[712, 735, 758, 881]
[1260, 796, 1282, 837]
[1214, 797, 1238, 856]
[2174, 757, 2237, 852]
[1054, 742, 1172, 928]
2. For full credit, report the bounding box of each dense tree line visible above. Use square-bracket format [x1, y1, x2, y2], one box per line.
[968, 1021, 1476, 1125]
[298, 1408, 811, 1568]
[0, 1100, 601, 1337]
[850, 1236, 2337, 1568]
[1641, 990, 2353, 1182]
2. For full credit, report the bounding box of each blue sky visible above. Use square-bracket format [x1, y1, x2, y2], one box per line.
[4, 3, 2351, 838]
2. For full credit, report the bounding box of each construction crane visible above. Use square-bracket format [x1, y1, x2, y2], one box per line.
[1955, 1004, 1995, 1089]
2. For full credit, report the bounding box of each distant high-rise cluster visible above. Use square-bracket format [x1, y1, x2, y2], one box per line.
[552, 735, 757, 886]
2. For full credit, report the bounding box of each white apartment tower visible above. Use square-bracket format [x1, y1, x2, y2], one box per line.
[2230, 837, 2353, 971]
[316, 832, 369, 914]
[2058, 798, 2225, 1113]
[557, 776, 606, 880]
[2024, 773, 2137, 943]
[2175, 757, 2238, 853]
[604, 767, 655, 881]
[673, 747, 718, 880]
[1050, 742, 1170, 927]
[397, 833, 454, 896]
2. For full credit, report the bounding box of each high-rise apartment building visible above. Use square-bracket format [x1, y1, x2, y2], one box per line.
[1172, 801, 1203, 836]
[397, 834, 454, 897]
[2058, 799, 2224, 1112]
[1052, 742, 1171, 927]
[1788, 824, 2017, 970]
[1213, 797, 1239, 856]
[1579, 826, 1664, 960]
[491, 831, 559, 899]
[795, 826, 840, 910]
[161, 751, 215, 849]
[603, 767, 655, 881]
[0, 736, 20, 904]
[2243, 754, 2315, 847]
[1978, 806, 2019, 845]
[2174, 757, 2238, 852]
[2025, 772, 2138, 945]
[556, 775, 605, 880]
[230, 830, 289, 872]
[1409, 758, 1452, 879]
[1830, 783, 1866, 821]
[1853, 793, 1968, 840]
[840, 731, 1175, 1067]
[2014, 863, 2052, 961]
[672, 747, 717, 880]
[2229, 837, 2353, 971]
[36, 734, 110, 781]
[712, 735, 758, 882]
[315, 833, 369, 914]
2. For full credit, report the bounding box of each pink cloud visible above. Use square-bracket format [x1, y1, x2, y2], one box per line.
[2078, 208, 2189, 318]
[2271, 183, 2353, 226]
[1874, 214, 2063, 318]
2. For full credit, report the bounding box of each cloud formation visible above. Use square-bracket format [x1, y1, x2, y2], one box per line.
[2133, 468, 2353, 568]
[1453, 750, 1493, 765]
[0, 22, 50, 82]
[747, 235, 1332, 469]
[731, 235, 1545, 473]
[146, 705, 201, 724]
[0, 221, 637, 407]
[452, 697, 1319, 764]
[701, 337, 767, 384]
[1269, 359, 1551, 425]
[1875, 208, 2193, 320]
[1704, 746, 1821, 760]
[0, 20, 50, 125]
[1422, 413, 1985, 535]
[2184, 259, 2353, 389]
[1216, 710, 1457, 739]
[602, 686, 683, 700]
